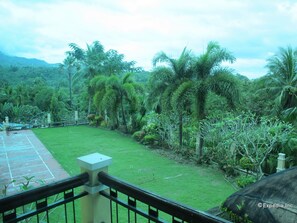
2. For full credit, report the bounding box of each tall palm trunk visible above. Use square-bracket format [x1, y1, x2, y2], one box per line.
[179, 112, 183, 149]
[68, 70, 73, 109]
[196, 128, 204, 157]
[195, 91, 206, 159]
[120, 97, 128, 133]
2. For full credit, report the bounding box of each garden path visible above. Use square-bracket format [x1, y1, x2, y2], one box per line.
[0, 130, 69, 195]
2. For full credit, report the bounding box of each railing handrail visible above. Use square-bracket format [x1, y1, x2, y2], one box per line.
[0, 172, 89, 212]
[98, 171, 231, 223]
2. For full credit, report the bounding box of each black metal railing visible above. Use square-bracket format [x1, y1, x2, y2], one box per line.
[1, 170, 232, 223]
[98, 172, 231, 223]
[0, 173, 89, 223]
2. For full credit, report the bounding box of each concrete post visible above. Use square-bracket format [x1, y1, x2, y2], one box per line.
[77, 153, 112, 223]
[5, 116, 9, 124]
[276, 153, 286, 172]
[47, 113, 51, 127]
[75, 111, 78, 125]
[4, 117, 9, 134]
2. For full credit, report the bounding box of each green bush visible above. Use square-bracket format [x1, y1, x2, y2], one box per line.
[100, 120, 108, 127]
[143, 134, 159, 145]
[142, 123, 158, 135]
[222, 163, 238, 177]
[262, 155, 277, 174]
[239, 157, 254, 172]
[132, 130, 145, 142]
[87, 114, 96, 122]
[95, 115, 104, 126]
[202, 112, 295, 179]
[236, 175, 256, 188]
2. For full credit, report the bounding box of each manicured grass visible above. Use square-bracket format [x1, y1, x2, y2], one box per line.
[33, 126, 235, 210]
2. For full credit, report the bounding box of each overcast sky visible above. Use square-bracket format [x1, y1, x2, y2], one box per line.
[0, 0, 297, 79]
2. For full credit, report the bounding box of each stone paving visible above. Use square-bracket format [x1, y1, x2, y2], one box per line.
[0, 130, 69, 195]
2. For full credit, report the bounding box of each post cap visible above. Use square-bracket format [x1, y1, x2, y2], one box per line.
[278, 153, 286, 159]
[77, 153, 112, 170]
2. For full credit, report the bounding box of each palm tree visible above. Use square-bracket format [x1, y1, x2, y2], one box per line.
[67, 41, 106, 113]
[67, 41, 141, 114]
[60, 54, 77, 109]
[84, 41, 106, 78]
[91, 73, 142, 132]
[192, 41, 239, 159]
[149, 48, 193, 148]
[266, 46, 297, 122]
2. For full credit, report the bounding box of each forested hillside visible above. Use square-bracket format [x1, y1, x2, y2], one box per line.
[0, 51, 56, 67]
[0, 52, 63, 86]
[0, 66, 65, 86]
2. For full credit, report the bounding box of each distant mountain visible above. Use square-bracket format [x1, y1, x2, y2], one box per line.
[0, 51, 58, 67]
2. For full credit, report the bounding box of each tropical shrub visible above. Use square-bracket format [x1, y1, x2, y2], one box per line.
[202, 112, 294, 179]
[0, 103, 42, 123]
[132, 130, 145, 142]
[143, 134, 160, 146]
[236, 175, 256, 188]
[95, 115, 104, 126]
[87, 114, 95, 120]
[239, 157, 254, 174]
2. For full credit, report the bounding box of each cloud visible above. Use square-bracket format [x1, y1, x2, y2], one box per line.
[0, 0, 297, 79]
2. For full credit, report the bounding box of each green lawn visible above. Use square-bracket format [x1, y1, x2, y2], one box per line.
[33, 126, 235, 210]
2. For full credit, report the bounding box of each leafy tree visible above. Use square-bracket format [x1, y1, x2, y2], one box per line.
[14, 85, 29, 106]
[14, 105, 42, 123]
[149, 48, 193, 148]
[191, 41, 239, 159]
[0, 102, 14, 121]
[103, 49, 140, 76]
[34, 87, 54, 112]
[0, 85, 14, 104]
[50, 91, 68, 122]
[266, 46, 297, 123]
[239, 76, 275, 117]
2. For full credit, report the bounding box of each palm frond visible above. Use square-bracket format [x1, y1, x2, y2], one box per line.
[152, 51, 171, 67]
[160, 84, 176, 112]
[282, 107, 297, 123]
[102, 88, 119, 114]
[93, 90, 106, 111]
[91, 41, 104, 53]
[123, 83, 136, 101]
[209, 69, 239, 108]
[107, 75, 121, 90]
[153, 48, 193, 80]
[122, 73, 133, 84]
[123, 83, 139, 112]
[149, 67, 174, 91]
[266, 46, 297, 111]
[68, 43, 85, 61]
[194, 41, 235, 80]
[171, 81, 194, 111]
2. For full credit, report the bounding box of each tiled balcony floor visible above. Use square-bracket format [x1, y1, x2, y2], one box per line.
[0, 130, 69, 195]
